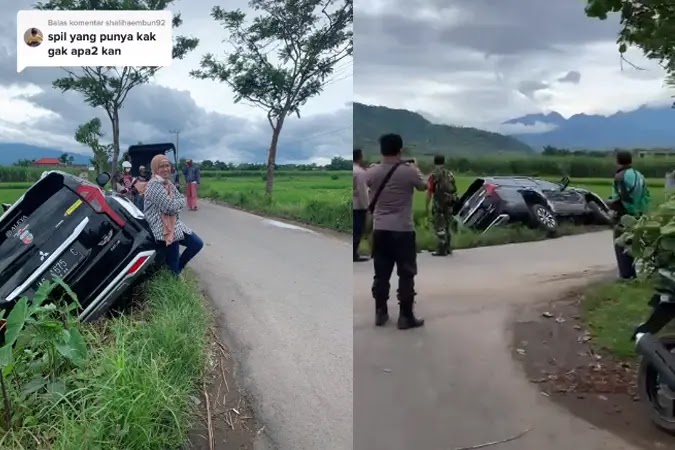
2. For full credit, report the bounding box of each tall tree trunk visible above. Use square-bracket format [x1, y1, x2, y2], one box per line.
[265, 119, 285, 197]
[110, 109, 121, 173]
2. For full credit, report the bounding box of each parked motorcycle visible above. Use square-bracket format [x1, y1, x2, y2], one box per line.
[633, 269, 675, 432]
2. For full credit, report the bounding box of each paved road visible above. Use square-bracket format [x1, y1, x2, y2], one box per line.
[354, 231, 642, 450]
[184, 202, 352, 450]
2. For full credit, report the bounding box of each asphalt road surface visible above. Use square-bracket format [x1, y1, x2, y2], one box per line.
[354, 231, 643, 450]
[184, 202, 352, 450]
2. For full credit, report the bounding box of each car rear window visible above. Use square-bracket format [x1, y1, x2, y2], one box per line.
[495, 187, 524, 202]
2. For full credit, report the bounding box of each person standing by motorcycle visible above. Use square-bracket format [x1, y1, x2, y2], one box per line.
[131, 165, 150, 210]
[609, 150, 650, 280]
[182, 160, 201, 211]
[114, 161, 135, 196]
[425, 155, 457, 256]
[366, 133, 427, 330]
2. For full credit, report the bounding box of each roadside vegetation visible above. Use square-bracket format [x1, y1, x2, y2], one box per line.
[0, 272, 210, 450]
[201, 172, 352, 233]
[0, 152, 671, 246]
[581, 191, 675, 360]
[582, 280, 653, 359]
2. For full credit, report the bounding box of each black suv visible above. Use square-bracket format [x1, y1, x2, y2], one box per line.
[0, 171, 158, 322]
[454, 176, 612, 234]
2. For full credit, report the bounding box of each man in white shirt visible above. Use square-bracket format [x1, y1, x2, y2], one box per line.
[353, 149, 369, 262]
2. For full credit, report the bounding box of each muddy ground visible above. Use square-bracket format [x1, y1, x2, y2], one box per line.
[188, 298, 260, 449]
[511, 288, 673, 450]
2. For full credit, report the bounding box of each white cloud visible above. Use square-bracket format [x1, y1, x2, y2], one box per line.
[0, 0, 352, 163]
[354, 0, 672, 129]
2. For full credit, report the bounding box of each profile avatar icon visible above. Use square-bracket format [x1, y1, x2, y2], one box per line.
[24, 28, 43, 47]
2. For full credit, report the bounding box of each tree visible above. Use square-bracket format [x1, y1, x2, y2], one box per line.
[75, 118, 112, 175]
[585, 0, 675, 84]
[34, 0, 199, 171]
[58, 153, 70, 165]
[191, 0, 352, 196]
[14, 159, 33, 167]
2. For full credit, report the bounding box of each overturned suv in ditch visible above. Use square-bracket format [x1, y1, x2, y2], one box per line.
[0, 171, 159, 322]
[454, 176, 613, 235]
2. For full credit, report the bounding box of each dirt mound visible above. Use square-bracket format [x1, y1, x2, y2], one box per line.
[511, 292, 671, 449]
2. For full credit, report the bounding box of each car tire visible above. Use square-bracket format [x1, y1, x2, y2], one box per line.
[528, 203, 558, 235]
[637, 336, 675, 433]
[588, 200, 613, 226]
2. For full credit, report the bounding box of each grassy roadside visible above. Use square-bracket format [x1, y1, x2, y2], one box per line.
[0, 271, 210, 450]
[359, 220, 608, 254]
[201, 186, 352, 233]
[582, 279, 654, 359]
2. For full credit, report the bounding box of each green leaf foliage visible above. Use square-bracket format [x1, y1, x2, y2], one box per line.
[618, 195, 675, 276]
[585, 1, 675, 88]
[192, 0, 352, 123]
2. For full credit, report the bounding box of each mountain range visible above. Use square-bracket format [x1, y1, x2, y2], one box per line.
[505, 105, 675, 150]
[354, 102, 534, 156]
[0, 143, 90, 166]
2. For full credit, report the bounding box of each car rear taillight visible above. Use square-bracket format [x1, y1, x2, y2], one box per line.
[126, 255, 150, 277]
[75, 185, 126, 227]
[484, 183, 498, 197]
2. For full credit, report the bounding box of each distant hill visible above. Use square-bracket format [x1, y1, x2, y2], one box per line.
[354, 103, 534, 156]
[0, 143, 90, 166]
[505, 105, 675, 150]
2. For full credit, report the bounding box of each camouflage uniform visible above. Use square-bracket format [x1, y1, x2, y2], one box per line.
[430, 167, 457, 254]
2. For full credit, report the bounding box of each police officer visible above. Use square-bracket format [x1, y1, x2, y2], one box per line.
[365, 134, 426, 330]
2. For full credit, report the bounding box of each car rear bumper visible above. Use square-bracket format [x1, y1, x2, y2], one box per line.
[78, 249, 156, 322]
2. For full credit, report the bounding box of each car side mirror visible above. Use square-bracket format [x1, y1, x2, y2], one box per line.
[96, 172, 111, 188]
[1, 203, 10, 212]
[560, 176, 570, 191]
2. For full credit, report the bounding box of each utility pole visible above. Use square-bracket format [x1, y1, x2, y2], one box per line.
[169, 129, 180, 162]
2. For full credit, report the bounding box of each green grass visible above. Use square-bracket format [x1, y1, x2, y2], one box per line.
[0, 271, 210, 449]
[582, 279, 654, 359]
[1, 174, 668, 240]
[200, 172, 352, 232]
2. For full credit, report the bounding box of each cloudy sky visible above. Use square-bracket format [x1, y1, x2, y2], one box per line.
[354, 0, 671, 133]
[0, 0, 352, 164]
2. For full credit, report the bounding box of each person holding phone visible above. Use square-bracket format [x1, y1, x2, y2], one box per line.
[365, 134, 427, 330]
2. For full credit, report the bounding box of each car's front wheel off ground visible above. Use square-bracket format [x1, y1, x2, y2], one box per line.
[528, 203, 558, 236]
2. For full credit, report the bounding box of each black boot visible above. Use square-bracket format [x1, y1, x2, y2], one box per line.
[432, 242, 447, 256]
[397, 297, 424, 330]
[375, 299, 389, 326]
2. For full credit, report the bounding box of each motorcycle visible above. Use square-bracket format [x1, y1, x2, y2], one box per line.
[633, 268, 675, 432]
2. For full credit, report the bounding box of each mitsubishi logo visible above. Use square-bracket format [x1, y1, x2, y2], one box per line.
[39, 251, 49, 261]
[98, 230, 113, 247]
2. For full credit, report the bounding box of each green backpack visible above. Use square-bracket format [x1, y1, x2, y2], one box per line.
[432, 168, 457, 207]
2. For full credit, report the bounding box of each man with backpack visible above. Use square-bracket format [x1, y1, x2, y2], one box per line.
[425, 155, 457, 256]
[365, 134, 427, 330]
[609, 150, 650, 280]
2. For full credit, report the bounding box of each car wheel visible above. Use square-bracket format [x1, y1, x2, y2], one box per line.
[588, 200, 613, 226]
[638, 336, 675, 433]
[528, 204, 558, 235]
